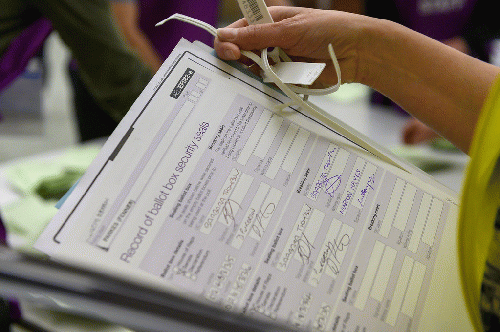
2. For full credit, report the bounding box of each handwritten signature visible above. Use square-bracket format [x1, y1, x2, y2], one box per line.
[251, 203, 276, 239]
[310, 173, 342, 199]
[309, 148, 342, 199]
[296, 233, 315, 265]
[314, 234, 351, 276]
[323, 149, 336, 170]
[278, 232, 315, 269]
[223, 169, 240, 196]
[222, 198, 241, 226]
[234, 202, 276, 244]
[324, 174, 342, 198]
[350, 168, 362, 191]
[357, 174, 376, 206]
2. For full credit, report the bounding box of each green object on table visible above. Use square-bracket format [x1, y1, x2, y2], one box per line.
[2, 196, 58, 250]
[35, 169, 83, 200]
[1, 144, 101, 249]
[430, 137, 460, 152]
[3, 145, 100, 195]
[391, 145, 454, 173]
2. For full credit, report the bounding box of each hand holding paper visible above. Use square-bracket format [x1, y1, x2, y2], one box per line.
[215, 6, 356, 86]
[34, 37, 463, 331]
[215, 6, 500, 153]
[30, 3, 486, 331]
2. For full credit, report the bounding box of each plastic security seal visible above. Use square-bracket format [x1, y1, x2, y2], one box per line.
[156, 8, 405, 170]
[155, 13, 341, 110]
[236, 0, 327, 86]
[237, 0, 274, 25]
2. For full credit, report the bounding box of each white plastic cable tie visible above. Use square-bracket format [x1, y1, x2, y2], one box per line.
[156, 15, 341, 106]
[156, 14, 404, 170]
[156, 14, 217, 37]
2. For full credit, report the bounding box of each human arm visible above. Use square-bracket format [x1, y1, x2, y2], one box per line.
[214, 6, 500, 153]
[31, 0, 152, 121]
[398, 35, 470, 146]
[110, 0, 162, 71]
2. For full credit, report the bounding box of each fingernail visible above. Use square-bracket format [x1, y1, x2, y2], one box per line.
[225, 49, 237, 60]
[217, 28, 237, 41]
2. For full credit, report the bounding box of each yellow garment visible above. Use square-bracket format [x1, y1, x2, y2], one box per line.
[459, 75, 500, 331]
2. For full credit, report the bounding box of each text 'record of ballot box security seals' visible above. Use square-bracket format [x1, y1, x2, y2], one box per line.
[156, 0, 405, 171]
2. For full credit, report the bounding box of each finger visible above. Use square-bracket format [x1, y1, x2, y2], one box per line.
[220, 17, 249, 29]
[217, 23, 290, 52]
[239, 51, 261, 66]
[216, 7, 312, 58]
[214, 19, 250, 59]
[247, 63, 262, 77]
[219, 6, 301, 29]
[402, 119, 437, 145]
[213, 39, 261, 69]
[216, 7, 307, 52]
[268, 6, 307, 23]
[218, 7, 302, 31]
[214, 40, 241, 60]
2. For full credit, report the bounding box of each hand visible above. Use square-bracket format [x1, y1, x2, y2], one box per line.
[215, 7, 368, 86]
[215, 6, 500, 154]
[402, 117, 439, 145]
[443, 36, 470, 55]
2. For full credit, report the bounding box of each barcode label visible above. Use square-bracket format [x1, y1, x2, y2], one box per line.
[237, 0, 274, 25]
[247, 0, 264, 22]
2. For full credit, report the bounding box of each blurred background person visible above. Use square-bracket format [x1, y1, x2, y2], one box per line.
[1, 1, 152, 328]
[109, 0, 291, 72]
[72, 0, 292, 142]
[0, 0, 152, 125]
[68, 0, 220, 142]
[108, 0, 292, 71]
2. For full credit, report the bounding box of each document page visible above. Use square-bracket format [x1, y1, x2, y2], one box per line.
[36, 39, 460, 331]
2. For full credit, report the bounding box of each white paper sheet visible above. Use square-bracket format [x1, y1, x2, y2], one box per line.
[35, 39, 464, 331]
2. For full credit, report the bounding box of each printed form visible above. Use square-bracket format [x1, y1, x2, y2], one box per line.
[36, 39, 460, 331]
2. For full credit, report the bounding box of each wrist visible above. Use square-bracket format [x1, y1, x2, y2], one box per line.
[355, 17, 400, 87]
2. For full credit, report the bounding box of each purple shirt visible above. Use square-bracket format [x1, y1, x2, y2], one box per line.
[0, 18, 52, 92]
[368, 0, 481, 109]
[391, 0, 478, 41]
[0, 212, 6, 245]
[121, 0, 219, 60]
[0, 212, 22, 322]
